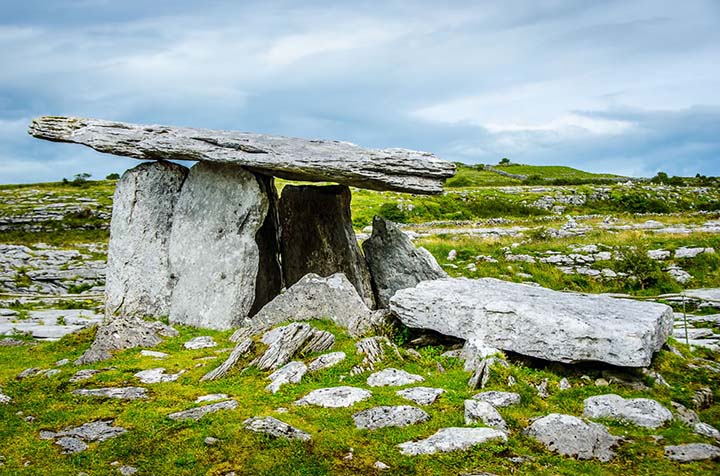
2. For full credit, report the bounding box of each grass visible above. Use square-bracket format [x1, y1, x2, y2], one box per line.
[492, 164, 625, 180]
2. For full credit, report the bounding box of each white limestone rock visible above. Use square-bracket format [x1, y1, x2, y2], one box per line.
[398, 427, 507, 456]
[526, 413, 619, 462]
[352, 405, 430, 430]
[464, 400, 507, 430]
[583, 394, 673, 428]
[390, 278, 674, 367]
[396, 387, 445, 406]
[195, 394, 229, 403]
[168, 399, 238, 421]
[134, 368, 185, 384]
[664, 443, 720, 462]
[266, 361, 307, 393]
[105, 161, 188, 319]
[308, 352, 346, 373]
[243, 416, 311, 441]
[367, 368, 424, 387]
[184, 336, 217, 350]
[296, 386, 372, 408]
[472, 391, 521, 408]
[72, 387, 148, 400]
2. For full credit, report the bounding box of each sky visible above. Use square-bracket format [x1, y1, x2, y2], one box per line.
[1, 0, 719, 184]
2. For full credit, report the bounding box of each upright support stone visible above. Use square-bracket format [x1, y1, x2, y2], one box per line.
[168, 162, 281, 330]
[279, 185, 375, 308]
[105, 161, 188, 319]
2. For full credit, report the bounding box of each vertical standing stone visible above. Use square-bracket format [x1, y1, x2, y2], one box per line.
[105, 161, 188, 319]
[168, 162, 280, 330]
[279, 184, 375, 308]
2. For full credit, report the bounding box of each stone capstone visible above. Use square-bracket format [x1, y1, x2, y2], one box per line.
[390, 278, 674, 367]
[366, 368, 424, 387]
[29, 116, 455, 194]
[243, 416, 311, 441]
[525, 413, 619, 462]
[352, 405, 430, 430]
[396, 387, 445, 406]
[583, 394, 673, 428]
[398, 427, 508, 456]
[296, 386, 372, 408]
[362, 216, 447, 307]
[279, 185, 375, 308]
[104, 161, 188, 319]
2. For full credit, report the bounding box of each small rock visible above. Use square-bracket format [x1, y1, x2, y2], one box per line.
[69, 369, 103, 383]
[398, 427, 507, 455]
[367, 368, 424, 387]
[184, 336, 217, 350]
[352, 405, 430, 430]
[594, 378, 609, 387]
[695, 422, 720, 441]
[55, 437, 88, 454]
[464, 400, 508, 430]
[396, 387, 445, 406]
[73, 387, 147, 400]
[266, 361, 307, 393]
[664, 443, 720, 462]
[243, 416, 311, 441]
[17, 368, 41, 379]
[296, 386, 372, 408]
[559, 378, 572, 390]
[195, 394, 229, 404]
[507, 376, 516, 387]
[526, 413, 619, 461]
[447, 250, 457, 261]
[583, 394, 673, 428]
[0, 390, 11, 405]
[55, 359, 70, 367]
[693, 387, 713, 409]
[535, 379, 549, 398]
[373, 461, 389, 470]
[134, 368, 185, 384]
[118, 466, 138, 475]
[671, 402, 699, 426]
[472, 391, 521, 408]
[140, 350, 169, 358]
[308, 352, 346, 372]
[204, 437, 219, 445]
[168, 400, 238, 421]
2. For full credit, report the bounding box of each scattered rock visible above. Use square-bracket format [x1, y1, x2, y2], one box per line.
[464, 400, 507, 430]
[134, 368, 185, 384]
[44, 420, 127, 454]
[204, 436, 219, 445]
[398, 427, 507, 456]
[140, 350, 169, 358]
[352, 405, 430, 430]
[168, 400, 238, 421]
[390, 277, 674, 367]
[396, 387, 445, 406]
[693, 387, 714, 409]
[253, 323, 334, 371]
[184, 336, 217, 350]
[373, 461, 389, 470]
[472, 391, 521, 408]
[308, 352, 346, 373]
[535, 379, 550, 398]
[118, 466, 138, 475]
[559, 378, 572, 390]
[195, 394, 229, 404]
[583, 394, 673, 428]
[367, 368, 424, 387]
[69, 369, 103, 383]
[0, 389, 10, 404]
[664, 443, 720, 462]
[201, 338, 254, 382]
[243, 416, 311, 441]
[266, 361, 307, 393]
[17, 368, 41, 379]
[72, 387, 148, 400]
[695, 422, 720, 441]
[362, 216, 447, 307]
[675, 247, 714, 259]
[55, 359, 70, 366]
[296, 386, 372, 408]
[351, 336, 401, 375]
[55, 437, 88, 454]
[526, 413, 619, 461]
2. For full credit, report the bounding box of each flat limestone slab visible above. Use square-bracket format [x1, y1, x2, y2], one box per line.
[390, 278, 674, 367]
[28, 116, 455, 194]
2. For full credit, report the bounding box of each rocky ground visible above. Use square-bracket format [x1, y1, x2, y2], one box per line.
[0, 178, 719, 475]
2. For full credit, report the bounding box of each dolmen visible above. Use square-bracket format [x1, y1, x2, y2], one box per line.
[29, 116, 674, 370]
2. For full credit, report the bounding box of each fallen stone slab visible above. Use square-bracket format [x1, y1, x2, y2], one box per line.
[243, 416, 311, 441]
[583, 394, 673, 428]
[296, 386, 372, 408]
[72, 387, 148, 400]
[28, 116, 455, 194]
[253, 323, 334, 371]
[464, 400, 507, 430]
[134, 368, 185, 384]
[398, 427, 507, 456]
[471, 391, 521, 408]
[664, 443, 720, 462]
[104, 161, 188, 320]
[367, 368, 424, 387]
[266, 361, 307, 393]
[362, 216, 447, 307]
[43, 420, 127, 454]
[353, 405, 430, 430]
[279, 185, 375, 308]
[526, 413, 619, 462]
[168, 399, 238, 421]
[396, 387, 445, 406]
[200, 338, 254, 382]
[184, 336, 217, 350]
[308, 351, 346, 373]
[390, 278, 674, 367]
[246, 273, 378, 336]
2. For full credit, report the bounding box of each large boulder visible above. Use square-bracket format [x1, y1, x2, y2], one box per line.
[105, 161, 188, 319]
[362, 216, 447, 307]
[526, 413, 619, 461]
[279, 185, 375, 308]
[168, 162, 281, 330]
[246, 273, 377, 337]
[390, 278, 674, 367]
[583, 394, 673, 428]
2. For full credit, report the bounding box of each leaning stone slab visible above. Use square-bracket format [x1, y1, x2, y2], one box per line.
[390, 278, 674, 367]
[583, 394, 673, 428]
[296, 386, 372, 408]
[396, 387, 445, 406]
[279, 185, 375, 308]
[169, 162, 279, 330]
[367, 368, 424, 387]
[168, 399, 238, 421]
[353, 405, 430, 430]
[664, 443, 720, 462]
[363, 216, 447, 307]
[44, 420, 127, 454]
[247, 273, 377, 336]
[104, 161, 188, 319]
[72, 387, 148, 400]
[471, 391, 521, 408]
[29, 116, 455, 194]
[253, 323, 334, 371]
[398, 427, 507, 456]
[243, 416, 311, 441]
[526, 413, 619, 462]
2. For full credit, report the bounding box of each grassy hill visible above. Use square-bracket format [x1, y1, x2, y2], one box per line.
[445, 163, 627, 188]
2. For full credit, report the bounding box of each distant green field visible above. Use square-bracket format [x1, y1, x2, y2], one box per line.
[492, 164, 625, 180]
[444, 165, 521, 187]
